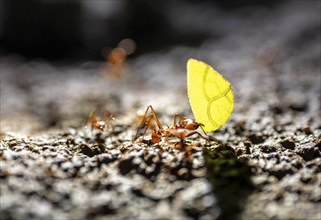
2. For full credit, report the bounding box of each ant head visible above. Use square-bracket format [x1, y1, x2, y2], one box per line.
[183, 119, 199, 130]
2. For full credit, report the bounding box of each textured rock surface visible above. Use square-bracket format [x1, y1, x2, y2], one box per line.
[1, 131, 219, 219]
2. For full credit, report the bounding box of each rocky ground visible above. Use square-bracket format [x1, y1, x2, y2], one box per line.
[1, 1, 320, 220]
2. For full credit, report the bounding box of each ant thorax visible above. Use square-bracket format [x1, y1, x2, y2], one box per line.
[171, 128, 187, 139]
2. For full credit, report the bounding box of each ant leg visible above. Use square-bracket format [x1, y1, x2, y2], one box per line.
[175, 137, 192, 160]
[185, 131, 210, 142]
[86, 110, 96, 129]
[208, 136, 224, 145]
[180, 137, 186, 151]
[138, 117, 163, 143]
[89, 109, 96, 119]
[134, 106, 152, 140]
[134, 105, 163, 140]
[173, 114, 186, 127]
[146, 105, 163, 130]
[142, 115, 154, 138]
[85, 110, 97, 135]
[104, 111, 115, 133]
[184, 145, 193, 160]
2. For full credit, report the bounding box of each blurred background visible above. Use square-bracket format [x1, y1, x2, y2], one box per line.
[0, 0, 291, 60]
[0, 0, 320, 133]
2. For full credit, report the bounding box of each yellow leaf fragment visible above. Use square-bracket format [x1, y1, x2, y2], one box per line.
[187, 58, 234, 133]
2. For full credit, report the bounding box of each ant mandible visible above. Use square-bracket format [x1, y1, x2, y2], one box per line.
[86, 109, 115, 132]
[134, 105, 209, 151]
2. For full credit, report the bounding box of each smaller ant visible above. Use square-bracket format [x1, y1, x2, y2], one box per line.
[102, 38, 136, 80]
[86, 109, 115, 132]
[134, 105, 209, 151]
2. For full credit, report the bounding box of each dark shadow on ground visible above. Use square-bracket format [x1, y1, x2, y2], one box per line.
[204, 145, 254, 220]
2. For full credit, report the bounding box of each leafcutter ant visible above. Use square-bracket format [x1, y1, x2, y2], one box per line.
[134, 105, 209, 151]
[86, 109, 115, 133]
[102, 38, 136, 80]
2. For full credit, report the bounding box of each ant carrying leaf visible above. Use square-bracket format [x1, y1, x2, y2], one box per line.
[86, 109, 115, 133]
[134, 105, 209, 151]
[133, 58, 234, 156]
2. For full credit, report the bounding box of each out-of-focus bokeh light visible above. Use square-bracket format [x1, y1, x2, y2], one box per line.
[0, 0, 284, 60]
